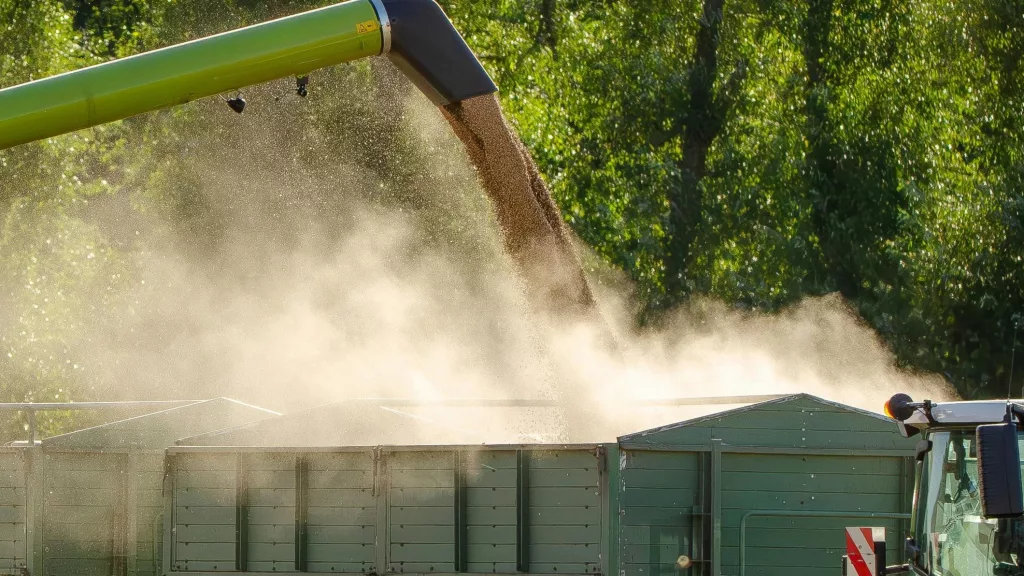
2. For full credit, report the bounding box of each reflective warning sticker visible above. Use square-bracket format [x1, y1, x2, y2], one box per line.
[356, 20, 380, 34]
[846, 527, 875, 576]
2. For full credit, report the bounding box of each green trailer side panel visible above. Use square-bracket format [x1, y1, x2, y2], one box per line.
[718, 453, 905, 576]
[161, 446, 607, 574]
[528, 450, 601, 575]
[245, 453, 296, 572]
[464, 450, 517, 573]
[306, 451, 381, 576]
[42, 453, 121, 576]
[617, 394, 916, 576]
[619, 451, 699, 576]
[0, 452, 26, 574]
[172, 453, 236, 572]
[388, 451, 456, 573]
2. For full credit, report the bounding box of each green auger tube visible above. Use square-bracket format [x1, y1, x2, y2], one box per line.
[0, 0, 496, 151]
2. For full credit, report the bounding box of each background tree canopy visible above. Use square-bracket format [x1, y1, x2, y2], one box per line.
[0, 0, 1021, 436]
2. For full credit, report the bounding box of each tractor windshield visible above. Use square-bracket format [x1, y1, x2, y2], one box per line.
[915, 430, 1024, 575]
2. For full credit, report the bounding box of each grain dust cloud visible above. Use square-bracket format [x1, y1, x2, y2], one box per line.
[2, 60, 952, 444]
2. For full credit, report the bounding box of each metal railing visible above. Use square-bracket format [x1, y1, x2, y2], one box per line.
[332, 394, 786, 407]
[0, 394, 787, 443]
[0, 400, 203, 442]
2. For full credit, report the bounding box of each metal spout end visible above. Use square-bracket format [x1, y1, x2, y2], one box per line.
[380, 0, 497, 105]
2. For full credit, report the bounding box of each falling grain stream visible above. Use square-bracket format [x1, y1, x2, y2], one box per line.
[441, 94, 615, 439]
[441, 94, 596, 316]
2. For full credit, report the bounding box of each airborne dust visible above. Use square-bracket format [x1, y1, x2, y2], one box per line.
[5, 60, 952, 443]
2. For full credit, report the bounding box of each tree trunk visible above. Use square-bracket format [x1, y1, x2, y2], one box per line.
[663, 0, 727, 301]
[539, 0, 557, 55]
[802, 0, 861, 298]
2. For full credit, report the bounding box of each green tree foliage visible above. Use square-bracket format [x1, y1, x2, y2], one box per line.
[0, 0, 1022, 442]
[447, 0, 1023, 397]
[0, 0, 118, 435]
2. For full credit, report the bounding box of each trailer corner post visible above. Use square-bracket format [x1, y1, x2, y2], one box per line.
[294, 455, 309, 572]
[162, 452, 176, 574]
[602, 443, 621, 576]
[122, 452, 139, 576]
[711, 440, 722, 576]
[454, 448, 467, 573]
[24, 445, 43, 576]
[235, 452, 249, 572]
[515, 448, 531, 572]
[374, 447, 389, 575]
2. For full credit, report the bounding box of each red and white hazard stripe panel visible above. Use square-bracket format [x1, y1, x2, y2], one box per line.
[845, 527, 883, 576]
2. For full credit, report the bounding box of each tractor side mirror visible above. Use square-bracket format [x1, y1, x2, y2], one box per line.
[977, 421, 1024, 518]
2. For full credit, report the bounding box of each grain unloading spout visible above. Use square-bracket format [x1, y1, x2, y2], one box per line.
[0, 0, 598, 317]
[0, 0, 496, 150]
[377, 0, 497, 105]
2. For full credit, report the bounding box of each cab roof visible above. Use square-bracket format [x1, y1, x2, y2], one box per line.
[903, 399, 1024, 430]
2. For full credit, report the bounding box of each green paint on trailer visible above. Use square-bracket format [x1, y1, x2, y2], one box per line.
[620, 394, 912, 452]
[41, 452, 126, 576]
[616, 394, 916, 576]
[0, 394, 919, 576]
[0, 452, 27, 574]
